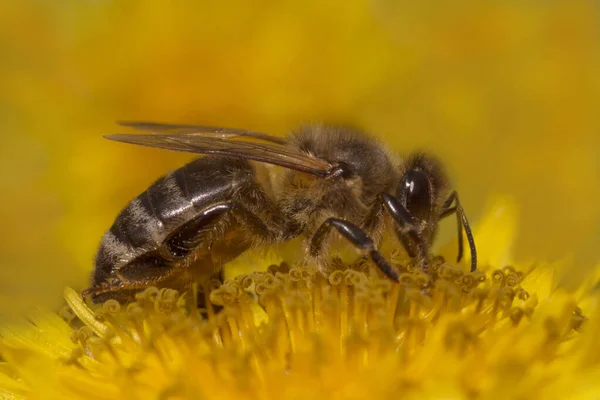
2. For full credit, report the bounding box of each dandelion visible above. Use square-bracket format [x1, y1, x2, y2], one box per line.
[0, 199, 598, 400]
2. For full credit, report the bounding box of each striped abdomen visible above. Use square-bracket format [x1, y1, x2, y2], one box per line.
[92, 156, 253, 286]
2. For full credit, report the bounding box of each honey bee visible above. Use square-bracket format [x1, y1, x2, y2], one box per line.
[84, 122, 476, 302]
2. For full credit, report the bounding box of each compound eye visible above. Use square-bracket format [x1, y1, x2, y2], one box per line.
[397, 170, 431, 221]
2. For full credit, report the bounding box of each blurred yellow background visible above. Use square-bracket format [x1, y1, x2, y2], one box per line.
[0, 1, 598, 315]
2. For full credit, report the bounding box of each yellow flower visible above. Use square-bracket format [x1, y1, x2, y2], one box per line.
[0, 199, 598, 399]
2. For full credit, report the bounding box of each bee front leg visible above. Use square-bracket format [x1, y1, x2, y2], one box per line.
[380, 193, 429, 270]
[309, 218, 399, 282]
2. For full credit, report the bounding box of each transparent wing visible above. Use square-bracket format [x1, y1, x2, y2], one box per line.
[106, 123, 333, 177]
[118, 121, 287, 145]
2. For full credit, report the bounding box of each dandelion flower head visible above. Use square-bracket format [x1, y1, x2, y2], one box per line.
[0, 200, 599, 400]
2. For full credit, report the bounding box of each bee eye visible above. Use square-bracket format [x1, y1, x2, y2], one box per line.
[397, 170, 431, 221]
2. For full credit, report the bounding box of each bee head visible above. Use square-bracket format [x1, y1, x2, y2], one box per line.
[396, 152, 449, 232]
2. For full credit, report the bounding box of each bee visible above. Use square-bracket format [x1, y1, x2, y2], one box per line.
[84, 122, 476, 302]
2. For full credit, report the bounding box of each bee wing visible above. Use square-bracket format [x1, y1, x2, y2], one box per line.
[105, 127, 333, 177]
[118, 121, 287, 145]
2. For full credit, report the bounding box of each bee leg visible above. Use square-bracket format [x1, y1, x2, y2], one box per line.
[215, 201, 297, 242]
[439, 191, 477, 272]
[84, 255, 181, 304]
[82, 279, 166, 304]
[196, 270, 225, 317]
[309, 218, 399, 282]
[81, 285, 107, 299]
[165, 200, 290, 309]
[227, 203, 278, 240]
[115, 252, 180, 284]
[380, 193, 429, 270]
[167, 201, 285, 257]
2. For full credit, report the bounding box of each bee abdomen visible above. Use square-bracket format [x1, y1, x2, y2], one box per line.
[93, 157, 254, 287]
[93, 172, 193, 286]
[93, 231, 144, 286]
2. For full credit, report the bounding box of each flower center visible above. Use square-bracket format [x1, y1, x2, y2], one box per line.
[55, 256, 585, 398]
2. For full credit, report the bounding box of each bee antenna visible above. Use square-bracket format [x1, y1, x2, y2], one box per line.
[457, 204, 477, 272]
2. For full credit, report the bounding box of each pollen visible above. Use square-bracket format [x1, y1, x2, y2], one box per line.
[1, 255, 598, 400]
